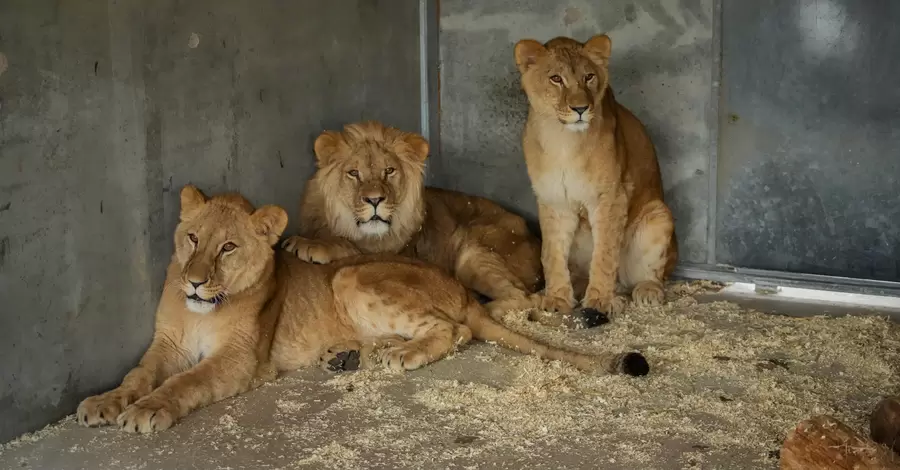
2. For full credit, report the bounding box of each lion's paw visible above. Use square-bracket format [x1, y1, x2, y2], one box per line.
[582, 291, 628, 316]
[77, 390, 135, 427]
[282, 236, 336, 264]
[631, 281, 665, 307]
[536, 293, 576, 314]
[378, 345, 428, 372]
[116, 397, 177, 434]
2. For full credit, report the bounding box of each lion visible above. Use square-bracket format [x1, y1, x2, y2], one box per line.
[513, 34, 678, 326]
[76, 185, 649, 433]
[281, 121, 602, 325]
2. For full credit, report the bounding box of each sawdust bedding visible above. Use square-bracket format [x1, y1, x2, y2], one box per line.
[3, 281, 899, 470]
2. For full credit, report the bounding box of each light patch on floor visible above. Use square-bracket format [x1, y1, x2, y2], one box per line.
[1, 281, 899, 469]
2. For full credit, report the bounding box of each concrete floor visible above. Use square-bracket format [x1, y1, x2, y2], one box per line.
[2, 285, 899, 470]
[0, 348, 718, 470]
[0, 347, 763, 470]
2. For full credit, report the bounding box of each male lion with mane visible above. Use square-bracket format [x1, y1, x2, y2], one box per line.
[77, 185, 648, 433]
[513, 34, 678, 326]
[282, 121, 600, 324]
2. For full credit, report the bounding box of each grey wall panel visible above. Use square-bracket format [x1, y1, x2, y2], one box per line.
[717, 0, 900, 281]
[434, 0, 715, 263]
[0, 0, 422, 443]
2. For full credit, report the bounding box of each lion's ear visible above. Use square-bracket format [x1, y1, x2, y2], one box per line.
[313, 131, 342, 167]
[403, 133, 430, 162]
[514, 39, 547, 74]
[180, 184, 207, 221]
[251, 205, 289, 246]
[583, 34, 612, 66]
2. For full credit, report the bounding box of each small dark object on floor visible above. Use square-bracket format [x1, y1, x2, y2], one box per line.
[767, 449, 779, 459]
[719, 396, 733, 402]
[327, 350, 361, 372]
[622, 352, 650, 376]
[713, 355, 732, 361]
[756, 358, 789, 371]
[454, 435, 478, 445]
[579, 308, 610, 328]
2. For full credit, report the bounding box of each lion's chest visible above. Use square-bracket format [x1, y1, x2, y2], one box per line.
[531, 134, 598, 208]
[184, 318, 222, 362]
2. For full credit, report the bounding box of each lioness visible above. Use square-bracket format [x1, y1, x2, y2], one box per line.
[514, 34, 678, 325]
[77, 185, 648, 433]
[282, 121, 564, 321]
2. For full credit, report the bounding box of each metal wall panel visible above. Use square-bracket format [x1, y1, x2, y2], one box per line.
[717, 0, 900, 282]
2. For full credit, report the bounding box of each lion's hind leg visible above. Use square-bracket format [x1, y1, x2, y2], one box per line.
[455, 243, 532, 309]
[376, 323, 472, 372]
[331, 262, 476, 372]
[619, 199, 677, 307]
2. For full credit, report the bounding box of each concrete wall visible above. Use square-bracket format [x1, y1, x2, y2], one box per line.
[433, 0, 715, 263]
[0, 0, 423, 442]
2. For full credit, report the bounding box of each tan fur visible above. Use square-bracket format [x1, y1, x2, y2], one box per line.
[514, 34, 678, 324]
[78, 185, 647, 434]
[282, 120, 544, 316]
[76, 185, 285, 433]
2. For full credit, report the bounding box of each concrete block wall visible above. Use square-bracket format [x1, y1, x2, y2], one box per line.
[0, 0, 423, 442]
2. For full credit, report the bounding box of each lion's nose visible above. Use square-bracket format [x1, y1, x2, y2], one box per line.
[189, 279, 208, 288]
[363, 196, 385, 208]
[570, 106, 588, 115]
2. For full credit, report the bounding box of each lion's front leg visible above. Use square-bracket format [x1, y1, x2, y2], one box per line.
[77, 334, 190, 427]
[534, 203, 580, 315]
[116, 344, 256, 433]
[282, 236, 361, 264]
[454, 243, 531, 308]
[583, 188, 629, 315]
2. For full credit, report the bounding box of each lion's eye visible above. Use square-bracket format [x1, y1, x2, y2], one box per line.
[550, 75, 563, 84]
[384, 167, 395, 176]
[188, 233, 198, 244]
[221, 242, 236, 253]
[347, 169, 360, 178]
[585, 73, 596, 82]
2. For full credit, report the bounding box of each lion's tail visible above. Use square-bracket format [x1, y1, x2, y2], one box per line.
[462, 300, 649, 377]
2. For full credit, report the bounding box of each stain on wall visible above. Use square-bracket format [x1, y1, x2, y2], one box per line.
[0, 0, 422, 443]
[433, 0, 715, 263]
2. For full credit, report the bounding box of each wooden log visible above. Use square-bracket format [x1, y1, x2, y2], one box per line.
[872, 396, 900, 455]
[780, 415, 899, 470]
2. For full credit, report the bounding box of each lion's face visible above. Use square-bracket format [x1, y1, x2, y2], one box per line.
[312, 122, 429, 241]
[172, 185, 287, 314]
[514, 35, 612, 132]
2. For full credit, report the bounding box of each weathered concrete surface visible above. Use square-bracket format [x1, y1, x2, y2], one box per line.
[433, 0, 714, 263]
[0, 0, 422, 443]
[1, 289, 897, 470]
[716, 0, 900, 282]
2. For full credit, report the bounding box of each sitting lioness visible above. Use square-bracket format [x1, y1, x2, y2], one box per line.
[513, 34, 678, 325]
[281, 121, 592, 323]
[77, 185, 648, 433]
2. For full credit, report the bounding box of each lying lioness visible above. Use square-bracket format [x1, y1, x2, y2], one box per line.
[76, 185, 649, 433]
